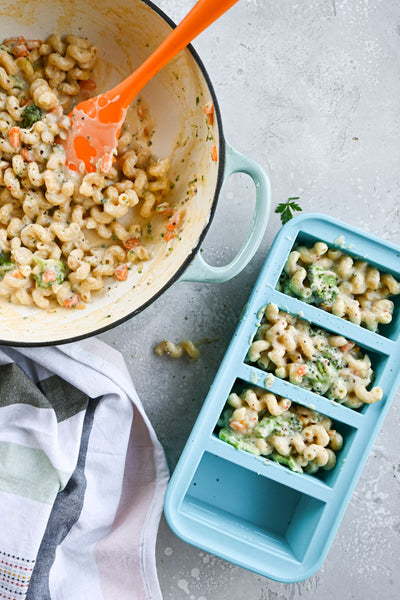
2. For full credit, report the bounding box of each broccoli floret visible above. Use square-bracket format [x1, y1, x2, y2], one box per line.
[304, 356, 338, 395]
[21, 104, 43, 129]
[0, 249, 11, 266]
[218, 428, 261, 455]
[12, 75, 26, 90]
[33, 257, 66, 289]
[319, 342, 346, 370]
[255, 413, 302, 438]
[0, 249, 14, 279]
[308, 264, 339, 305]
[270, 451, 303, 473]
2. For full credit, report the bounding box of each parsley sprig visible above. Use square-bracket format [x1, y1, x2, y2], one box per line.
[275, 197, 302, 224]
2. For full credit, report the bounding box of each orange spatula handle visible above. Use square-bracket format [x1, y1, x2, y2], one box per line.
[110, 0, 240, 107]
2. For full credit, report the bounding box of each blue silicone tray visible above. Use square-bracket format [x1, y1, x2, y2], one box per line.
[164, 213, 400, 582]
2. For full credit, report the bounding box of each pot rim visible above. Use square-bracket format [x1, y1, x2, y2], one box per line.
[0, 0, 226, 347]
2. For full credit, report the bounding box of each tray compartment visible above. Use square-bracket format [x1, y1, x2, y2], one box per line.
[245, 298, 390, 415]
[180, 450, 326, 564]
[265, 289, 396, 356]
[275, 227, 400, 341]
[213, 378, 358, 489]
[205, 433, 332, 501]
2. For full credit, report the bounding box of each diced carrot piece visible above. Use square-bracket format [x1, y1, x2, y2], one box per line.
[115, 264, 128, 281]
[166, 211, 184, 232]
[20, 147, 34, 162]
[79, 78, 96, 91]
[211, 145, 218, 162]
[63, 293, 80, 309]
[3, 37, 41, 56]
[123, 238, 140, 250]
[12, 269, 23, 279]
[340, 342, 355, 353]
[202, 101, 214, 115]
[202, 101, 214, 125]
[99, 152, 113, 173]
[8, 126, 20, 149]
[230, 420, 246, 433]
[297, 364, 308, 377]
[156, 205, 172, 216]
[12, 44, 29, 58]
[42, 270, 56, 283]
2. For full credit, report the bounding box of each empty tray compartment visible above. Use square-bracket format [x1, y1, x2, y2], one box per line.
[181, 451, 326, 567]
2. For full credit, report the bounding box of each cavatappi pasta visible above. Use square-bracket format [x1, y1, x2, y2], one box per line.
[0, 34, 182, 309]
[278, 240, 400, 332]
[217, 385, 342, 474]
[154, 339, 200, 360]
[247, 303, 383, 409]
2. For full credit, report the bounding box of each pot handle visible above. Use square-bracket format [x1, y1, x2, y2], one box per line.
[179, 142, 271, 283]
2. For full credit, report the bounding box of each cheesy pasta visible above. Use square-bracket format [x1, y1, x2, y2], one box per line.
[154, 339, 200, 360]
[217, 385, 342, 474]
[0, 34, 182, 309]
[247, 303, 383, 409]
[278, 240, 400, 332]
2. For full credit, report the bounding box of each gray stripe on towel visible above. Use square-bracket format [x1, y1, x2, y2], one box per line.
[0, 365, 88, 422]
[0, 363, 50, 410]
[38, 375, 89, 422]
[26, 397, 100, 600]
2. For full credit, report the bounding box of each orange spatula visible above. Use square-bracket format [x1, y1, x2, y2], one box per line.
[63, 0, 239, 173]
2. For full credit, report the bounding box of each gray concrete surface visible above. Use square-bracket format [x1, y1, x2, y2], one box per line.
[100, 1, 400, 598]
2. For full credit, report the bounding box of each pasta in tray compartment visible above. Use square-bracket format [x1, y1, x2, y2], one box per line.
[0, 33, 182, 309]
[216, 385, 343, 474]
[247, 303, 383, 410]
[277, 240, 400, 332]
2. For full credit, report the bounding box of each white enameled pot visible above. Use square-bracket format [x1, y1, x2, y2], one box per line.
[0, 0, 271, 345]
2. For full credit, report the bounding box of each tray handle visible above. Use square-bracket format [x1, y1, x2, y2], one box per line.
[179, 142, 271, 283]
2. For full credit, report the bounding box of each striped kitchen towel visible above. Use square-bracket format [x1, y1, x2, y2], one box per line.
[0, 339, 169, 600]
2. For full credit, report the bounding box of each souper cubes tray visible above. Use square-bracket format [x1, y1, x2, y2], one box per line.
[164, 213, 400, 582]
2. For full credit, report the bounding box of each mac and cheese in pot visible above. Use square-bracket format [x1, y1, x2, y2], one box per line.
[0, 33, 180, 310]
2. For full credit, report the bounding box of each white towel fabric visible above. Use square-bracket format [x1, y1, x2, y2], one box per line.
[0, 338, 169, 600]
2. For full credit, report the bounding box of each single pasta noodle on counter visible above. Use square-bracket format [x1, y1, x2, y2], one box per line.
[154, 339, 200, 360]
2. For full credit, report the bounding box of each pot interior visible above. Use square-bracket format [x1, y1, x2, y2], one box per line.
[0, 0, 221, 344]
